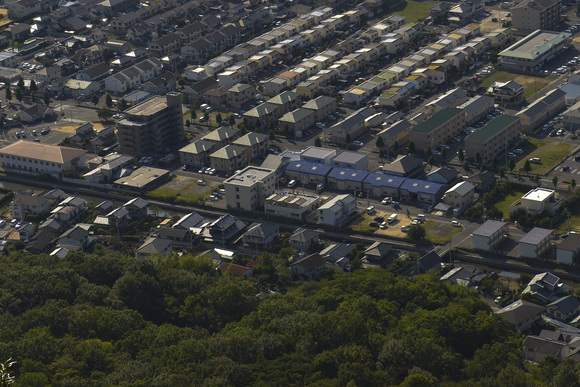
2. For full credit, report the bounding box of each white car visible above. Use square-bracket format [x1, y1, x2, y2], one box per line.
[197, 180, 206, 186]
[353, 140, 364, 147]
[366, 206, 375, 214]
[451, 220, 461, 227]
[513, 148, 523, 154]
[381, 197, 392, 205]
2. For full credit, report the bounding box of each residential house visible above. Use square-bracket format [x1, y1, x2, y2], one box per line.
[317, 194, 357, 227]
[440, 264, 487, 287]
[444, 181, 475, 210]
[58, 225, 91, 251]
[490, 80, 525, 107]
[226, 83, 255, 110]
[509, 188, 563, 216]
[519, 227, 554, 259]
[241, 222, 280, 249]
[523, 272, 565, 304]
[11, 193, 50, 220]
[136, 237, 173, 258]
[471, 220, 509, 252]
[497, 299, 546, 331]
[364, 242, 393, 267]
[556, 234, 580, 265]
[547, 296, 580, 322]
[200, 214, 247, 245]
[219, 263, 254, 279]
[289, 228, 320, 252]
[290, 254, 326, 280]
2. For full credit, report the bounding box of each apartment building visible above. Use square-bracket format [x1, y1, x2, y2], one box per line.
[265, 192, 320, 220]
[499, 30, 570, 73]
[464, 115, 521, 162]
[224, 167, 276, 211]
[117, 92, 184, 156]
[512, 0, 561, 32]
[409, 107, 465, 151]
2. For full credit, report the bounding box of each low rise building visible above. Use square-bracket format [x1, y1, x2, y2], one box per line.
[519, 227, 554, 259]
[285, 160, 332, 185]
[232, 132, 269, 160]
[517, 89, 566, 133]
[226, 83, 255, 110]
[409, 107, 465, 151]
[497, 300, 546, 331]
[265, 192, 319, 220]
[330, 151, 369, 170]
[472, 220, 509, 252]
[499, 30, 570, 73]
[317, 194, 357, 227]
[490, 80, 525, 107]
[178, 140, 217, 168]
[300, 146, 336, 165]
[464, 115, 521, 162]
[210, 145, 249, 173]
[443, 181, 475, 210]
[510, 188, 563, 216]
[556, 234, 580, 265]
[224, 167, 276, 212]
[327, 167, 369, 192]
[279, 108, 315, 138]
[399, 179, 445, 204]
[458, 95, 494, 125]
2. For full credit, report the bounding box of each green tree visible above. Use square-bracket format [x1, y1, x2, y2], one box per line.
[408, 141, 416, 155]
[457, 147, 465, 163]
[120, 99, 127, 111]
[425, 146, 432, 158]
[29, 79, 37, 93]
[508, 157, 516, 172]
[499, 167, 506, 180]
[203, 112, 209, 123]
[393, 141, 400, 153]
[17, 76, 24, 90]
[463, 161, 470, 173]
[428, 156, 435, 166]
[572, 178, 576, 192]
[30, 91, 36, 104]
[229, 115, 235, 127]
[190, 109, 197, 122]
[441, 148, 447, 163]
[553, 175, 559, 190]
[534, 173, 541, 186]
[5, 87, 11, 103]
[91, 94, 99, 107]
[314, 137, 322, 147]
[14, 87, 22, 105]
[475, 152, 482, 165]
[345, 133, 352, 145]
[268, 130, 275, 141]
[97, 107, 113, 121]
[489, 51, 499, 64]
[523, 159, 532, 176]
[43, 90, 49, 106]
[185, 119, 191, 128]
[491, 156, 498, 168]
[408, 224, 426, 241]
[105, 93, 113, 108]
[216, 113, 222, 126]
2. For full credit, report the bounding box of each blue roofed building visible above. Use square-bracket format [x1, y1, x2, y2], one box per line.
[399, 178, 445, 204]
[285, 160, 332, 185]
[363, 172, 405, 198]
[327, 167, 369, 192]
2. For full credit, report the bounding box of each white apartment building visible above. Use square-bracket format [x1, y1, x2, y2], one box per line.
[317, 194, 357, 227]
[224, 167, 276, 212]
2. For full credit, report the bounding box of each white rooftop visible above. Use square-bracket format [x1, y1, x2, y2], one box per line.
[522, 188, 554, 202]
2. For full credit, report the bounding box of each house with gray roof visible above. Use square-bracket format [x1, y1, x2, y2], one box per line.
[519, 227, 554, 259]
[547, 296, 580, 322]
[136, 237, 173, 258]
[241, 222, 280, 249]
[471, 220, 508, 252]
[440, 264, 486, 287]
[330, 151, 369, 170]
[498, 299, 545, 331]
[523, 272, 567, 304]
[289, 228, 320, 252]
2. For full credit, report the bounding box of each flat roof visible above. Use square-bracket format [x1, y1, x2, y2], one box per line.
[472, 220, 507, 237]
[519, 227, 553, 245]
[114, 167, 169, 188]
[300, 146, 335, 159]
[411, 107, 463, 134]
[331, 151, 367, 164]
[124, 94, 173, 116]
[224, 166, 274, 187]
[465, 115, 519, 143]
[522, 187, 554, 202]
[500, 30, 571, 60]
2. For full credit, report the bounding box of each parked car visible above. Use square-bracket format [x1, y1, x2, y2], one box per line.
[451, 220, 461, 227]
[197, 180, 206, 186]
[563, 165, 571, 172]
[352, 140, 364, 147]
[366, 206, 375, 214]
[288, 180, 297, 188]
[381, 197, 392, 205]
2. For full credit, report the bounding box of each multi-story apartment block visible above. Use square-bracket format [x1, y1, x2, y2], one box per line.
[464, 115, 520, 162]
[117, 92, 184, 156]
[409, 107, 465, 151]
[512, 0, 561, 32]
[224, 167, 276, 211]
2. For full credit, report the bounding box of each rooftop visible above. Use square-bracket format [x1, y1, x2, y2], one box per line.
[500, 30, 571, 60]
[465, 115, 519, 143]
[0, 140, 86, 164]
[411, 107, 463, 134]
[519, 227, 554, 245]
[522, 187, 554, 202]
[225, 167, 275, 187]
[472, 220, 507, 237]
[286, 160, 332, 176]
[300, 146, 336, 160]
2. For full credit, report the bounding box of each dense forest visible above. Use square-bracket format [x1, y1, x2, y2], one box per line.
[0, 249, 579, 386]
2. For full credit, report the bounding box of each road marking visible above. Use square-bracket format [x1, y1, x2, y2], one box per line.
[573, 169, 578, 174]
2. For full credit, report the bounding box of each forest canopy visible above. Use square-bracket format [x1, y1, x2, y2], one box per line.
[0, 250, 578, 386]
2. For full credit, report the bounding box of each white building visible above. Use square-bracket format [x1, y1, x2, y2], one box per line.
[265, 192, 319, 220]
[224, 167, 276, 212]
[556, 234, 580, 265]
[519, 227, 554, 259]
[443, 181, 475, 210]
[510, 188, 563, 216]
[300, 146, 336, 164]
[317, 194, 357, 227]
[472, 220, 509, 252]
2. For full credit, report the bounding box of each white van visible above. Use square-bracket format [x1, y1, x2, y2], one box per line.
[288, 180, 297, 188]
[387, 213, 398, 223]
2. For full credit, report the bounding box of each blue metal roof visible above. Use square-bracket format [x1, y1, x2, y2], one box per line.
[400, 178, 444, 195]
[286, 160, 332, 176]
[363, 172, 405, 189]
[328, 167, 369, 183]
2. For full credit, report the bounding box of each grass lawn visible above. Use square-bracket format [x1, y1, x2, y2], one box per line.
[493, 190, 527, 220]
[515, 138, 576, 175]
[349, 211, 382, 234]
[148, 176, 216, 204]
[481, 71, 555, 99]
[386, 1, 436, 23]
[0, 9, 11, 28]
[423, 220, 463, 245]
[556, 214, 580, 234]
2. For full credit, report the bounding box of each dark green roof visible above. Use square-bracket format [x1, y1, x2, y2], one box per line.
[411, 107, 463, 134]
[466, 115, 520, 143]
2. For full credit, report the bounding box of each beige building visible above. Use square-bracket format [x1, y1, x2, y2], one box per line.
[458, 95, 494, 125]
[279, 108, 315, 137]
[224, 167, 276, 211]
[0, 141, 86, 178]
[226, 83, 255, 110]
[409, 107, 465, 151]
[117, 92, 184, 156]
[512, 0, 561, 32]
[209, 145, 248, 172]
[303, 95, 337, 122]
[517, 89, 566, 133]
[499, 30, 570, 73]
[179, 140, 217, 168]
[464, 115, 520, 162]
[490, 80, 525, 107]
[265, 192, 320, 220]
[232, 132, 269, 160]
[202, 127, 240, 148]
[444, 181, 475, 210]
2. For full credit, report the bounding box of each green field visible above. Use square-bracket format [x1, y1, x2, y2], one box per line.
[423, 220, 463, 245]
[493, 190, 528, 220]
[481, 71, 555, 99]
[515, 138, 576, 175]
[557, 214, 580, 234]
[148, 176, 216, 204]
[387, 1, 437, 23]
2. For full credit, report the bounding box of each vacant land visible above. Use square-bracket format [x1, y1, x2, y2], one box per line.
[0, 9, 11, 28]
[515, 138, 575, 175]
[149, 175, 215, 204]
[424, 220, 463, 244]
[386, 1, 436, 23]
[493, 190, 528, 220]
[481, 71, 555, 99]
